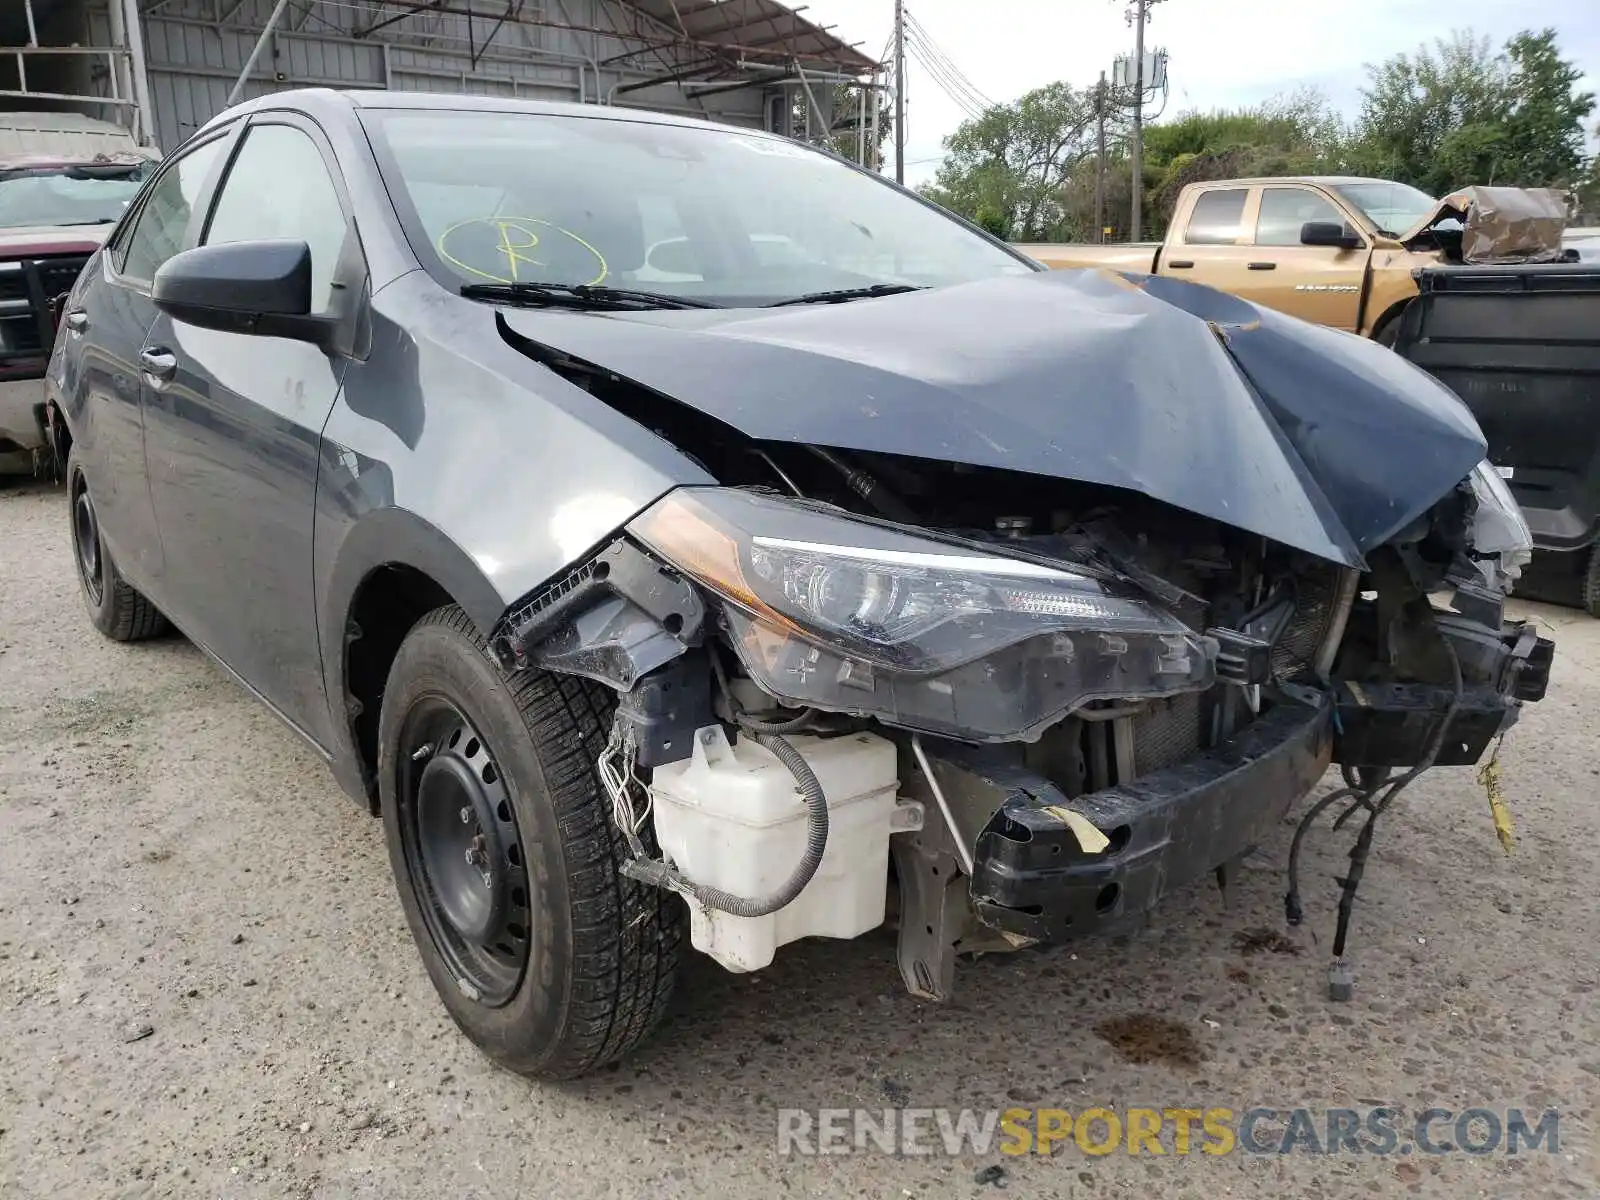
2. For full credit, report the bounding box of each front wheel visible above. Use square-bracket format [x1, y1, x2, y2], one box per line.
[1373, 309, 1405, 349]
[377, 605, 683, 1079]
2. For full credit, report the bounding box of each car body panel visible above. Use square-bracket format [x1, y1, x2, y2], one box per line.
[497, 268, 1487, 569]
[142, 313, 345, 742]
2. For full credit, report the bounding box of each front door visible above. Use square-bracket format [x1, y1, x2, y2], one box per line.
[1230, 185, 1370, 331]
[141, 115, 362, 749]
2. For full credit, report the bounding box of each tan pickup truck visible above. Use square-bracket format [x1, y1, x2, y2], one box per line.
[1016, 176, 1568, 344]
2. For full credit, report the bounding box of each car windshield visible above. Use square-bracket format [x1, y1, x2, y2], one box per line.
[363, 109, 1035, 306]
[1330, 181, 1439, 238]
[0, 162, 152, 229]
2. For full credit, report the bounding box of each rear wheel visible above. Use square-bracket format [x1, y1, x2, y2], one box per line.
[377, 605, 683, 1079]
[66, 448, 167, 642]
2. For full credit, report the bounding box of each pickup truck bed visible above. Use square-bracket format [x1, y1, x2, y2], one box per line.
[1393, 262, 1600, 556]
[1014, 242, 1161, 274]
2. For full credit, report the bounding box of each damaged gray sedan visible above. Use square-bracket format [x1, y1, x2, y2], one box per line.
[47, 90, 1552, 1080]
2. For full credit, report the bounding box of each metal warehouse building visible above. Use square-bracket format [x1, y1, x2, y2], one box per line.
[2, 0, 880, 158]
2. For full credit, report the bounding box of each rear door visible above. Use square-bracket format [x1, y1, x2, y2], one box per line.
[62, 132, 232, 589]
[1158, 186, 1255, 294]
[140, 113, 362, 748]
[1231, 185, 1370, 329]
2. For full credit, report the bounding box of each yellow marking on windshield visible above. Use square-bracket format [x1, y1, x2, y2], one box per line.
[437, 216, 609, 286]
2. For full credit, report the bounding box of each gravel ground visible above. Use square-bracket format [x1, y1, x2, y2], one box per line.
[2, 477, 1597, 1199]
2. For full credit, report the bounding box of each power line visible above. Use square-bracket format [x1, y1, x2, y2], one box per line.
[906, 39, 985, 120]
[904, 40, 984, 118]
[903, 12, 995, 114]
[902, 27, 988, 120]
[903, 12, 994, 109]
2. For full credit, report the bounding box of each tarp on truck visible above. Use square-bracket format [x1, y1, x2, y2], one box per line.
[1403, 185, 1570, 264]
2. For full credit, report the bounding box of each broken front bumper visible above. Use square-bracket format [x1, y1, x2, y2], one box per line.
[967, 694, 1333, 941]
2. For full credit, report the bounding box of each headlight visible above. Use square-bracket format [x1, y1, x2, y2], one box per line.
[629, 488, 1214, 741]
[1468, 459, 1533, 586]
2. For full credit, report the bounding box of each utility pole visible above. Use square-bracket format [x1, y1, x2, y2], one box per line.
[1129, 0, 1146, 242]
[1094, 72, 1107, 244]
[893, 0, 906, 184]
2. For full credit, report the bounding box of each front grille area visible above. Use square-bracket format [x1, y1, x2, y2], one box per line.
[1273, 562, 1360, 679]
[0, 254, 90, 377]
[1133, 692, 1204, 775]
[1124, 562, 1358, 781]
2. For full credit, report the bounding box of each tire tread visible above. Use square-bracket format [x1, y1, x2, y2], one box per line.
[403, 605, 682, 1078]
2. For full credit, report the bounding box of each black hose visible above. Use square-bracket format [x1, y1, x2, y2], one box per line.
[808, 446, 920, 524]
[626, 643, 830, 916]
[628, 729, 830, 918]
[733, 708, 819, 733]
[1287, 641, 1464, 937]
[1284, 784, 1359, 925]
[683, 730, 830, 917]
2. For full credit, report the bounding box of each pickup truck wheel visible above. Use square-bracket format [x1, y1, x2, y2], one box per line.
[377, 605, 683, 1080]
[1583, 545, 1600, 618]
[66, 449, 168, 642]
[1374, 312, 1403, 348]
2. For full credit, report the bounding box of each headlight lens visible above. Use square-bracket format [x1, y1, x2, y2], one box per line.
[1468, 459, 1533, 583]
[629, 487, 1215, 741]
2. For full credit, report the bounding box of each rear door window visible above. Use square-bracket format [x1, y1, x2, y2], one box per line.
[1182, 189, 1248, 245]
[116, 138, 227, 283]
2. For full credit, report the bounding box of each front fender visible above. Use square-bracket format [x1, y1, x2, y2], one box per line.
[312, 281, 713, 797]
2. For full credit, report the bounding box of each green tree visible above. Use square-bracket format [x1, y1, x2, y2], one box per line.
[1137, 89, 1351, 232]
[1349, 28, 1594, 194]
[919, 83, 1102, 241]
[1496, 30, 1595, 185]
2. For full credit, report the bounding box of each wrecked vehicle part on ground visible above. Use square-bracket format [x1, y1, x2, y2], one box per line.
[50, 91, 1551, 1081]
[489, 270, 1550, 1002]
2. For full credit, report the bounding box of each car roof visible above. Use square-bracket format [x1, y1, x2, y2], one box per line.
[199, 86, 775, 139]
[1191, 176, 1426, 190]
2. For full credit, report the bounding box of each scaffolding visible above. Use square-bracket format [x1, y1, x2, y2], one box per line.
[1, 2, 883, 161]
[0, 0, 157, 145]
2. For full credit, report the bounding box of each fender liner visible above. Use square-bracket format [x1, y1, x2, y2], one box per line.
[319, 507, 508, 803]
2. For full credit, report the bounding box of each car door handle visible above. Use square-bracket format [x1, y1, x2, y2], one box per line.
[139, 347, 178, 385]
[1246, 262, 1277, 271]
[64, 309, 88, 333]
[1168, 260, 1194, 269]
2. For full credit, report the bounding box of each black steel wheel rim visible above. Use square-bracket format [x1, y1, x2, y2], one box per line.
[72, 482, 103, 606]
[398, 697, 530, 1007]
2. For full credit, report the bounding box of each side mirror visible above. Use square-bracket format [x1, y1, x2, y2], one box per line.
[152, 239, 335, 348]
[1300, 221, 1363, 251]
[645, 237, 700, 276]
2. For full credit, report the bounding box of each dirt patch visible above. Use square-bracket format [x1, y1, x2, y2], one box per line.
[1093, 1014, 1205, 1070]
[1234, 926, 1303, 957]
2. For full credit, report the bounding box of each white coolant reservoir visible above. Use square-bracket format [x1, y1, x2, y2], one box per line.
[649, 725, 901, 973]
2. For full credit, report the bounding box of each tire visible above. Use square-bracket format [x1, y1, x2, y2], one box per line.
[66, 447, 168, 642]
[377, 605, 683, 1080]
[1583, 544, 1600, 618]
[1374, 310, 1403, 348]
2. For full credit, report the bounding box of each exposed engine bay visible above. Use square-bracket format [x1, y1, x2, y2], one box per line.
[489, 433, 1553, 1004]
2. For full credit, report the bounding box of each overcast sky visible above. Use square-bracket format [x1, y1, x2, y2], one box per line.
[800, 0, 1600, 186]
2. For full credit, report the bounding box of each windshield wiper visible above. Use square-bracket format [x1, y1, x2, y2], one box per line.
[768, 283, 924, 307]
[460, 282, 722, 311]
[56, 218, 118, 226]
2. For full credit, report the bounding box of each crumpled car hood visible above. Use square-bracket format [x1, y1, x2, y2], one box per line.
[498, 270, 1487, 568]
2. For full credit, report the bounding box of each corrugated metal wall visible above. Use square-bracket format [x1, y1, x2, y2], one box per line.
[82, 0, 780, 153]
